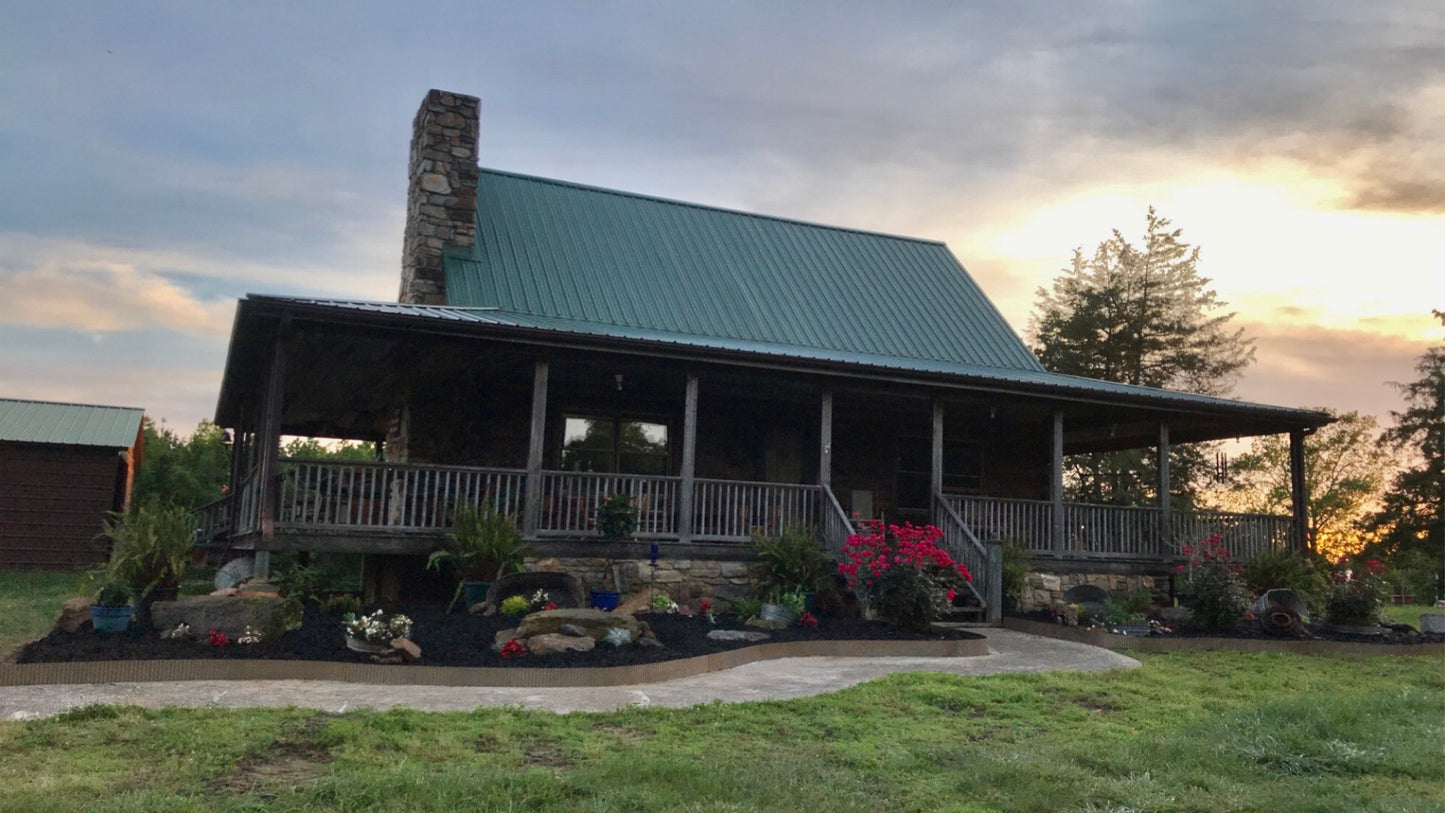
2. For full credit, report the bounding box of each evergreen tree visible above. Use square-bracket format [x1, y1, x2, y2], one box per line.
[1367, 311, 1444, 563]
[1029, 209, 1255, 506]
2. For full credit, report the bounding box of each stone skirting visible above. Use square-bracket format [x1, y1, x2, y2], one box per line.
[1019, 570, 1168, 613]
[528, 556, 754, 606]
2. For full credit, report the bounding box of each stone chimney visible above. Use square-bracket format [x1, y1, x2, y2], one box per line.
[399, 90, 480, 305]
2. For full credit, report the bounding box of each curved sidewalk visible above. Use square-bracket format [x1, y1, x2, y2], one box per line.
[0, 629, 1137, 718]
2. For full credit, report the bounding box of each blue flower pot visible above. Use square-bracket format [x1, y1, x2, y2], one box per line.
[589, 590, 621, 611]
[91, 605, 133, 633]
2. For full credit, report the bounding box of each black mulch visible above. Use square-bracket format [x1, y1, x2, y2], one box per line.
[1010, 609, 1445, 645]
[17, 605, 983, 669]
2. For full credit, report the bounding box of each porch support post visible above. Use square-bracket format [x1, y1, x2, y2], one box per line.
[930, 399, 944, 500]
[256, 327, 287, 579]
[678, 374, 699, 543]
[1050, 410, 1064, 554]
[523, 358, 548, 540]
[1289, 428, 1309, 552]
[818, 390, 833, 490]
[1157, 421, 1172, 551]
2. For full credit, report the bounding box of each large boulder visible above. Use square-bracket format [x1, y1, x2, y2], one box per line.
[516, 608, 641, 642]
[481, 571, 587, 614]
[150, 595, 302, 641]
[527, 633, 597, 655]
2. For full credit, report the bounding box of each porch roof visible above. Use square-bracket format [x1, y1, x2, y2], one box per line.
[218, 295, 1332, 440]
[444, 169, 1046, 374]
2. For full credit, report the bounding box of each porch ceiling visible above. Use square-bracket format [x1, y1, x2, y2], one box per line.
[215, 296, 1332, 445]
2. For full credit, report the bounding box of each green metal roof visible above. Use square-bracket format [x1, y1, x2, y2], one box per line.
[445, 169, 1046, 373]
[254, 296, 1330, 425]
[0, 398, 143, 449]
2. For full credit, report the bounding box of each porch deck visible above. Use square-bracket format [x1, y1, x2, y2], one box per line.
[199, 458, 1294, 610]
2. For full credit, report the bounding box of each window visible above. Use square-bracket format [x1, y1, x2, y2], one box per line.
[562, 416, 669, 475]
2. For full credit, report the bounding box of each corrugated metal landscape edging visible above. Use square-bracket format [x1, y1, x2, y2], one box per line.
[0, 398, 143, 448]
[0, 637, 988, 688]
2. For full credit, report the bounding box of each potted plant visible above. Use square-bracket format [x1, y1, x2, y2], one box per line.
[758, 589, 806, 627]
[97, 500, 194, 628]
[90, 580, 134, 633]
[427, 501, 527, 611]
[590, 493, 638, 610]
[342, 608, 412, 654]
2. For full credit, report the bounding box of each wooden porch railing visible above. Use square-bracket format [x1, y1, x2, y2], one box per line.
[817, 486, 853, 561]
[942, 494, 1293, 561]
[537, 471, 679, 538]
[932, 493, 992, 615]
[692, 479, 820, 541]
[278, 460, 526, 530]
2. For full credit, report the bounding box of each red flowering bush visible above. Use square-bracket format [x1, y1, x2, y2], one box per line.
[797, 611, 819, 629]
[207, 629, 230, 648]
[1176, 537, 1249, 631]
[499, 638, 528, 659]
[839, 521, 970, 631]
[1324, 557, 1384, 626]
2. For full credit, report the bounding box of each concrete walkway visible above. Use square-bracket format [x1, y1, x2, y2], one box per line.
[0, 629, 1137, 719]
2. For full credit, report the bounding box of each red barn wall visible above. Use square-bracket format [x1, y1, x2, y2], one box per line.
[0, 442, 126, 569]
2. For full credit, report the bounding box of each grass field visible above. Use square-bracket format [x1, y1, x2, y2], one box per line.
[2, 570, 1440, 811]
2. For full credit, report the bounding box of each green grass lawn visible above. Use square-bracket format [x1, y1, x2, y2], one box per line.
[2, 569, 1441, 810]
[1382, 603, 1441, 629]
[0, 569, 88, 656]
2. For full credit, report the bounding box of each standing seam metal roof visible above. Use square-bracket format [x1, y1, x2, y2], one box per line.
[0, 398, 143, 448]
[445, 169, 1046, 373]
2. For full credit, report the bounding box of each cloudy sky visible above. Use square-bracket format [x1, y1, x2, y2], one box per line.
[1, 1, 1441, 434]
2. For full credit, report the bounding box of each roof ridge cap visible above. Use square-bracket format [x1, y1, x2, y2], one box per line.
[477, 167, 949, 247]
[0, 396, 144, 413]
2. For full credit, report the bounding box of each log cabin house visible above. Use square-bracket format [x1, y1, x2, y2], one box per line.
[204, 90, 1331, 615]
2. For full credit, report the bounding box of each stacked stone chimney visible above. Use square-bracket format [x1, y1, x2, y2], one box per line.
[399, 90, 480, 305]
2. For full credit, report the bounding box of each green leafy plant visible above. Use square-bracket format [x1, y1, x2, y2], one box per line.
[774, 589, 807, 614]
[731, 596, 762, 621]
[1102, 591, 1153, 626]
[97, 500, 195, 600]
[499, 595, 532, 616]
[1000, 538, 1032, 602]
[1176, 537, 1249, 631]
[93, 580, 132, 609]
[321, 593, 362, 615]
[751, 526, 834, 596]
[273, 558, 322, 603]
[596, 493, 638, 541]
[649, 593, 679, 613]
[427, 502, 528, 611]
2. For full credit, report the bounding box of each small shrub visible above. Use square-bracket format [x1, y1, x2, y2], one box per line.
[870, 564, 954, 632]
[1000, 538, 1032, 601]
[838, 520, 970, 632]
[1324, 558, 1385, 626]
[731, 597, 762, 621]
[93, 580, 132, 609]
[1243, 548, 1326, 607]
[604, 627, 633, 647]
[499, 595, 531, 616]
[1177, 537, 1249, 631]
[596, 493, 638, 541]
[1102, 590, 1153, 626]
[322, 593, 362, 615]
[273, 557, 321, 603]
[751, 526, 834, 596]
[773, 589, 807, 614]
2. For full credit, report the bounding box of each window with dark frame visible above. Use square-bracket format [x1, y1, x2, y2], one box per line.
[896, 436, 985, 509]
[561, 415, 669, 475]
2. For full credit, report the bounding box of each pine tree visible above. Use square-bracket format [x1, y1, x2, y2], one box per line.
[1029, 209, 1255, 505]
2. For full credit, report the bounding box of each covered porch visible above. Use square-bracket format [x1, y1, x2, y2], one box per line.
[207, 296, 1331, 619]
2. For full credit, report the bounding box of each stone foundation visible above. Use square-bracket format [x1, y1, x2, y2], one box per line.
[1019, 570, 1169, 612]
[526, 556, 753, 607]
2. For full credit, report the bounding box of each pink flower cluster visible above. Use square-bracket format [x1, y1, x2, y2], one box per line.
[837, 520, 972, 591]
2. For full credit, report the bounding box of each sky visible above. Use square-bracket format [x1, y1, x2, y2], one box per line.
[1, 1, 1441, 436]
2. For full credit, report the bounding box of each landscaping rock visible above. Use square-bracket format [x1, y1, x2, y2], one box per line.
[213, 556, 254, 590]
[493, 628, 519, 650]
[1420, 614, 1445, 634]
[526, 633, 596, 655]
[54, 597, 93, 633]
[707, 629, 771, 642]
[745, 616, 785, 631]
[150, 595, 302, 640]
[559, 624, 588, 637]
[516, 608, 641, 642]
[486, 571, 586, 613]
[636, 636, 664, 648]
[391, 637, 422, 662]
[1159, 606, 1194, 626]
